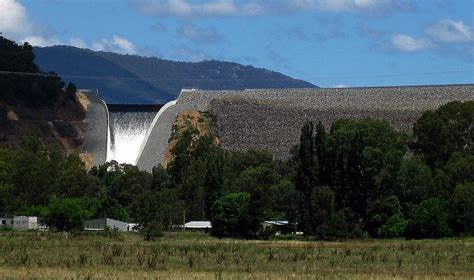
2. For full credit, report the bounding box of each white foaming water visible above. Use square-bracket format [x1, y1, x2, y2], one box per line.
[106, 111, 157, 165]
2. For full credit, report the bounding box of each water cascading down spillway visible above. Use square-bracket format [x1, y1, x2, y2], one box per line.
[106, 105, 162, 165]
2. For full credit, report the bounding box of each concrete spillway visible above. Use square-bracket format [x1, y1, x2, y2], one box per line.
[136, 100, 196, 171]
[82, 90, 109, 166]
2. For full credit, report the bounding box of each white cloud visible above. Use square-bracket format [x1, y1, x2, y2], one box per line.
[331, 84, 349, 88]
[90, 35, 137, 54]
[69, 37, 87, 48]
[179, 25, 223, 43]
[0, 0, 62, 47]
[0, 0, 31, 35]
[425, 19, 473, 43]
[389, 33, 432, 52]
[21, 36, 62, 47]
[129, 0, 413, 17]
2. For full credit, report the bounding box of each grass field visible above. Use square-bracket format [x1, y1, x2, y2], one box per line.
[0, 231, 473, 279]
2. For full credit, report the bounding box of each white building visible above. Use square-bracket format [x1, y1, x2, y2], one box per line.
[13, 216, 38, 231]
[84, 218, 129, 232]
[184, 221, 212, 230]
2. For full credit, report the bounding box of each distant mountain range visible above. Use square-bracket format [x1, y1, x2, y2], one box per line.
[33, 46, 317, 104]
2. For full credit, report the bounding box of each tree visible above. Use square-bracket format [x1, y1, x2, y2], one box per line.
[413, 101, 474, 168]
[311, 185, 335, 239]
[210, 192, 254, 239]
[142, 221, 164, 241]
[452, 183, 474, 235]
[204, 150, 224, 218]
[405, 198, 451, 239]
[295, 121, 316, 234]
[45, 198, 88, 231]
[396, 158, 433, 214]
[97, 198, 129, 221]
[366, 195, 403, 237]
[377, 215, 407, 238]
[329, 119, 408, 225]
[66, 82, 77, 95]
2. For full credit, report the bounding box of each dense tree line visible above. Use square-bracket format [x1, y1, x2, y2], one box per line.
[0, 101, 472, 240]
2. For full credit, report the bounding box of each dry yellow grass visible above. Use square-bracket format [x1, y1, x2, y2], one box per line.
[75, 91, 91, 112]
[0, 231, 472, 279]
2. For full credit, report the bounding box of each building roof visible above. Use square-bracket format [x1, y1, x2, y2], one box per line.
[184, 221, 212, 229]
[264, 221, 289, 226]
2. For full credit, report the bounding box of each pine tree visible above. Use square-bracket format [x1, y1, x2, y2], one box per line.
[295, 121, 316, 234]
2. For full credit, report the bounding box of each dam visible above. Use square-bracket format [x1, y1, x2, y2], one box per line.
[83, 84, 474, 171]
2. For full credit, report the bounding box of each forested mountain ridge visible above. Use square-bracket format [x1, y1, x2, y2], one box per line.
[33, 46, 317, 104]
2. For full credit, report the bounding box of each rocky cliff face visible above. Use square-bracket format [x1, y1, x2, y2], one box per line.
[0, 91, 87, 154]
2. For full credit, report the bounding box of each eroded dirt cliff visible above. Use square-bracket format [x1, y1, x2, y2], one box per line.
[0, 91, 88, 154]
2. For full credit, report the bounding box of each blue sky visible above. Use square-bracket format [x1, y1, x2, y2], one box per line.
[1, 0, 473, 87]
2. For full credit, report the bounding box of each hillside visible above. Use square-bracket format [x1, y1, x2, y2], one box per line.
[33, 46, 317, 104]
[0, 36, 86, 153]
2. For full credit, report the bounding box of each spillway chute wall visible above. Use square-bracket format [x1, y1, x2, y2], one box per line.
[136, 101, 197, 171]
[82, 89, 109, 166]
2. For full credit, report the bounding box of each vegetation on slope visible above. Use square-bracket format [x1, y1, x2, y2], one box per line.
[0, 36, 85, 153]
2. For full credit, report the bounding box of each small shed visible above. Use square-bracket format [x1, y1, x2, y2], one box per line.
[13, 216, 37, 231]
[84, 218, 128, 232]
[184, 221, 212, 230]
[262, 221, 294, 235]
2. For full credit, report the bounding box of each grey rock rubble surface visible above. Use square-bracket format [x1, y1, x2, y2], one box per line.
[177, 85, 474, 160]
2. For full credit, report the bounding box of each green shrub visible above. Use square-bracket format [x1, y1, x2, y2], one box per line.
[405, 198, 452, 239]
[377, 215, 408, 238]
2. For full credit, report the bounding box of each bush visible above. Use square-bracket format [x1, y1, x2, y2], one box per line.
[45, 198, 87, 231]
[377, 215, 408, 238]
[141, 221, 164, 241]
[405, 198, 451, 239]
[210, 192, 254, 239]
[452, 182, 474, 235]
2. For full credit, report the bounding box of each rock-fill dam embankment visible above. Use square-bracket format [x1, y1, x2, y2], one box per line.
[84, 85, 474, 171]
[176, 85, 474, 160]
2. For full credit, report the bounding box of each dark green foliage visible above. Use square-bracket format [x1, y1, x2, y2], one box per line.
[311, 186, 335, 238]
[367, 196, 403, 237]
[0, 137, 102, 214]
[45, 198, 89, 231]
[210, 192, 254, 238]
[295, 121, 316, 234]
[141, 221, 164, 241]
[0, 36, 74, 107]
[396, 158, 433, 213]
[97, 198, 129, 221]
[377, 215, 408, 238]
[405, 198, 452, 239]
[413, 101, 474, 168]
[204, 150, 224, 218]
[452, 183, 474, 235]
